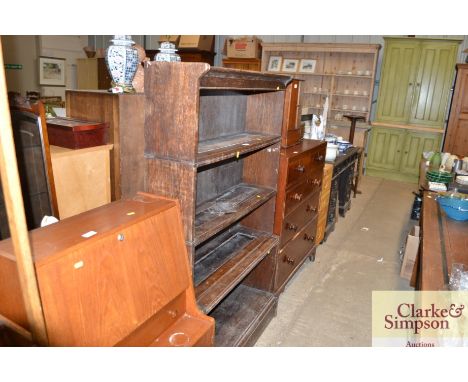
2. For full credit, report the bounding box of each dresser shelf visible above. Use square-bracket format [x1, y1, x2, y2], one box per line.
[261, 42, 380, 130]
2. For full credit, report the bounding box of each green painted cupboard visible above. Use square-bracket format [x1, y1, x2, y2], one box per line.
[367, 126, 442, 182]
[367, 127, 406, 171]
[375, 37, 460, 129]
[369, 37, 460, 183]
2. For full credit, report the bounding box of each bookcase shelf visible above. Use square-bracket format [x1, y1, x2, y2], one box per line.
[194, 225, 278, 314]
[197, 132, 280, 167]
[194, 183, 275, 246]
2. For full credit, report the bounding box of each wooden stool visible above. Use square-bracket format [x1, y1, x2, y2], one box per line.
[343, 114, 366, 144]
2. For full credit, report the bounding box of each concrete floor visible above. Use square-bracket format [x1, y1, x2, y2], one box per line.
[255, 176, 418, 346]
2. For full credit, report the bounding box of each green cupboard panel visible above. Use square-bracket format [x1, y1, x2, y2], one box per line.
[399, 132, 442, 175]
[409, 42, 459, 128]
[367, 127, 406, 171]
[375, 40, 420, 123]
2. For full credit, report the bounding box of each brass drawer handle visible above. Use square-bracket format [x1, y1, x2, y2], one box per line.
[285, 222, 298, 231]
[289, 193, 303, 201]
[308, 178, 321, 186]
[304, 234, 315, 242]
[283, 255, 295, 265]
[315, 155, 324, 162]
[306, 204, 317, 213]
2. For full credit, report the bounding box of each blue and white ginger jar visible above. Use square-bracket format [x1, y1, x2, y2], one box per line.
[155, 42, 181, 62]
[105, 35, 139, 93]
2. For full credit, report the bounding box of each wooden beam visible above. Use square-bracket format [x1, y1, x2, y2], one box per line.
[0, 38, 48, 345]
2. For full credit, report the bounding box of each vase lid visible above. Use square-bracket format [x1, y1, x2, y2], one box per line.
[110, 35, 135, 44]
[160, 41, 177, 50]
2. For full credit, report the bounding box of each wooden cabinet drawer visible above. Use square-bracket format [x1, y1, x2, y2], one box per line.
[280, 190, 319, 246]
[276, 217, 317, 289]
[284, 169, 322, 216]
[286, 148, 325, 187]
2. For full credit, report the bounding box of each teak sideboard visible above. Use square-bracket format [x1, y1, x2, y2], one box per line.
[0, 193, 214, 346]
[143, 62, 291, 346]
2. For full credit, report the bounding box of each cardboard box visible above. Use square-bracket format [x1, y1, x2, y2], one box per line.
[158, 35, 180, 45]
[400, 225, 420, 280]
[226, 37, 262, 58]
[178, 35, 214, 51]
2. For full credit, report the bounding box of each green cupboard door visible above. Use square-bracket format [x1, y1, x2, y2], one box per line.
[375, 39, 420, 123]
[367, 127, 406, 171]
[400, 131, 442, 175]
[409, 41, 459, 128]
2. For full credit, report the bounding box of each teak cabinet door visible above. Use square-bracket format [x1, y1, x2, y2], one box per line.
[367, 127, 406, 171]
[409, 41, 459, 128]
[376, 40, 420, 124]
[399, 132, 442, 175]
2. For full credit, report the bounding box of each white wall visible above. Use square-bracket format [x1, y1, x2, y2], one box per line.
[2, 35, 88, 100]
[2, 35, 40, 95]
[38, 36, 88, 99]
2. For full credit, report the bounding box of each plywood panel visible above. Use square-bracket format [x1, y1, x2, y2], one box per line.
[50, 144, 112, 219]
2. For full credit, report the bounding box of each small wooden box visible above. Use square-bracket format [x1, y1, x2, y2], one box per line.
[46, 117, 109, 149]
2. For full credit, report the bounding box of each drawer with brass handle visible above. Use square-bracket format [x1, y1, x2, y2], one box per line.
[278, 190, 319, 246]
[286, 148, 325, 187]
[284, 169, 322, 215]
[275, 217, 318, 290]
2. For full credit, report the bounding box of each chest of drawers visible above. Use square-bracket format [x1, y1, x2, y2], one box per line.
[273, 140, 326, 293]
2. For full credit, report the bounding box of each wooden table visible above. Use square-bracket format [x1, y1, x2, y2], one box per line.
[419, 192, 468, 290]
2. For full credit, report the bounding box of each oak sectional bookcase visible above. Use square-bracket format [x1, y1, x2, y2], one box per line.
[143, 62, 291, 346]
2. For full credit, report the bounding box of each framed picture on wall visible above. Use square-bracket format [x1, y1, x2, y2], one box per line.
[39, 56, 66, 86]
[267, 56, 282, 72]
[282, 59, 299, 73]
[299, 59, 317, 73]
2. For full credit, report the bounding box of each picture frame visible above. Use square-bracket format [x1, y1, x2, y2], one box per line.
[299, 59, 317, 73]
[282, 59, 299, 73]
[267, 56, 282, 72]
[39, 56, 66, 86]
